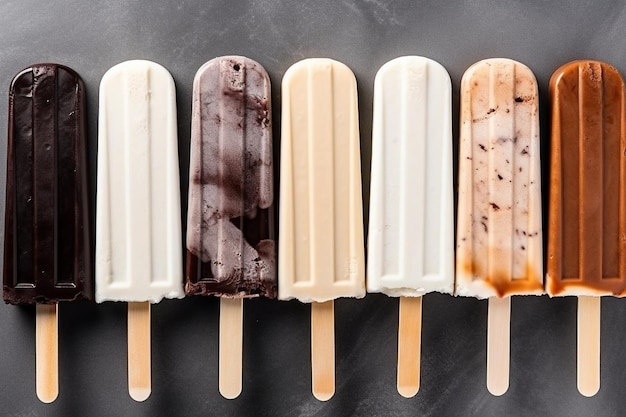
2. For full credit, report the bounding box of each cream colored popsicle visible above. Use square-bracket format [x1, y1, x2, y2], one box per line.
[456, 58, 543, 395]
[367, 56, 453, 397]
[96, 60, 184, 401]
[279, 58, 365, 400]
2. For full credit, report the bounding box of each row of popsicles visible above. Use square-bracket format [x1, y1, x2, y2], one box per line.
[3, 56, 623, 403]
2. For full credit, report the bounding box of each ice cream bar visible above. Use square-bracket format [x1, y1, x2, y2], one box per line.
[279, 58, 364, 401]
[456, 58, 543, 298]
[546, 60, 625, 397]
[96, 60, 183, 401]
[456, 58, 542, 396]
[3, 63, 90, 403]
[185, 56, 275, 299]
[368, 56, 454, 297]
[367, 56, 454, 398]
[3, 64, 91, 305]
[278, 58, 365, 303]
[547, 60, 626, 296]
[96, 60, 183, 303]
[184, 56, 275, 399]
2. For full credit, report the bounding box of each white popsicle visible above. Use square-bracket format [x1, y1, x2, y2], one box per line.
[367, 56, 454, 397]
[96, 60, 184, 401]
[368, 56, 453, 297]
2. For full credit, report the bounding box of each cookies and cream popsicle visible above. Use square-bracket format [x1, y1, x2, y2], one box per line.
[185, 56, 275, 399]
[3, 63, 90, 403]
[456, 58, 543, 299]
[456, 58, 543, 395]
[279, 58, 365, 400]
[367, 56, 453, 397]
[547, 60, 626, 396]
[96, 60, 183, 401]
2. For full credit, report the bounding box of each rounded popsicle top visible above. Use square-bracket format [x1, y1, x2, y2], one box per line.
[282, 58, 357, 92]
[375, 56, 451, 91]
[11, 63, 85, 94]
[100, 60, 176, 98]
[193, 55, 271, 93]
[461, 58, 539, 99]
[549, 59, 625, 96]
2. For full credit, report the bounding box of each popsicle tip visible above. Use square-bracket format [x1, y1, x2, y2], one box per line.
[129, 386, 151, 402]
[397, 383, 419, 398]
[37, 387, 59, 403]
[219, 384, 242, 400]
[313, 388, 334, 401]
[578, 381, 600, 397]
[487, 379, 509, 396]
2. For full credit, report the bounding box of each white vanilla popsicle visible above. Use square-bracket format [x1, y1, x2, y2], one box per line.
[367, 56, 453, 398]
[96, 60, 183, 401]
[279, 58, 365, 400]
[96, 60, 183, 303]
[368, 56, 453, 296]
[456, 58, 543, 396]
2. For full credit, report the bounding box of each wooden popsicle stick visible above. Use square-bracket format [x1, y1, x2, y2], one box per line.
[577, 295, 600, 397]
[397, 296, 422, 398]
[311, 300, 335, 401]
[219, 298, 244, 399]
[128, 301, 151, 402]
[36, 304, 58, 403]
[486, 296, 510, 396]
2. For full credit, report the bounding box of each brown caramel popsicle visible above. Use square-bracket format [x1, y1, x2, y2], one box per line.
[547, 61, 626, 297]
[547, 60, 626, 396]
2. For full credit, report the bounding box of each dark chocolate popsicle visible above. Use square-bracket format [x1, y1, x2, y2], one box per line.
[3, 64, 91, 305]
[185, 56, 275, 299]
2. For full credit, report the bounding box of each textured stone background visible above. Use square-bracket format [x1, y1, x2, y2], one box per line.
[1, 0, 625, 415]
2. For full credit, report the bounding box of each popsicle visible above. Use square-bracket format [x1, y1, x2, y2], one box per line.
[367, 56, 454, 397]
[185, 56, 275, 399]
[96, 60, 184, 401]
[3, 63, 90, 403]
[279, 58, 365, 400]
[456, 58, 543, 395]
[547, 60, 626, 396]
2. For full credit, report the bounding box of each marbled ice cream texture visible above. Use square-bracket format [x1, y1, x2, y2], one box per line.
[186, 56, 275, 298]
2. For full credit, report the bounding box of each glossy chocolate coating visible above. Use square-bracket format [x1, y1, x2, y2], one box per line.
[3, 64, 91, 304]
[185, 56, 276, 298]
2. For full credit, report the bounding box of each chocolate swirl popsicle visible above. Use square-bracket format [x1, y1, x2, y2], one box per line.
[185, 56, 275, 299]
[185, 56, 275, 399]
